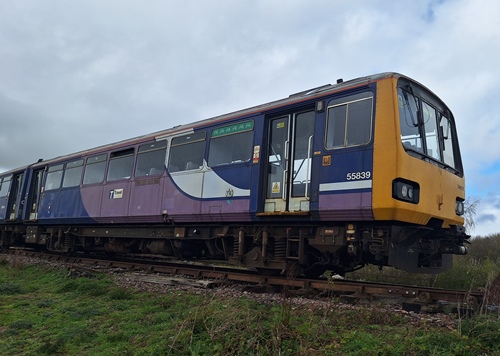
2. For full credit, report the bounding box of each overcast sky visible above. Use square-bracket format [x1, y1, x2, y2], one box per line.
[0, 0, 498, 236]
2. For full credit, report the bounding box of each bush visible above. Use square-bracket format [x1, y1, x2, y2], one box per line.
[435, 256, 500, 290]
[349, 234, 500, 291]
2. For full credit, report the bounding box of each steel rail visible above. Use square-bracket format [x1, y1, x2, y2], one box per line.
[2, 249, 484, 309]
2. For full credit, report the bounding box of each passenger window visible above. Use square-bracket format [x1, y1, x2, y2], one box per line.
[62, 159, 84, 188]
[326, 92, 373, 149]
[208, 120, 254, 166]
[83, 154, 107, 185]
[168, 132, 206, 172]
[107, 148, 134, 181]
[45, 164, 64, 191]
[135, 141, 167, 177]
[0, 176, 11, 197]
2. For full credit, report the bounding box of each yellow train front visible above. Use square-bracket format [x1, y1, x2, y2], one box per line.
[372, 74, 468, 273]
[300, 73, 468, 275]
[0, 72, 468, 277]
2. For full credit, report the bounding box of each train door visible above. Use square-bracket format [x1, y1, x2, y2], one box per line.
[26, 169, 44, 221]
[6, 173, 23, 221]
[264, 110, 315, 213]
[129, 140, 168, 221]
[0, 176, 12, 220]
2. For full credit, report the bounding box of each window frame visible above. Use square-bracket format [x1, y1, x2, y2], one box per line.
[135, 140, 167, 178]
[421, 99, 442, 162]
[0, 176, 12, 197]
[167, 131, 206, 173]
[62, 159, 84, 188]
[106, 148, 135, 182]
[439, 114, 457, 169]
[324, 91, 374, 150]
[44, 164, 64, 191]
[83, 153, 108, 185]
[397, 79, 463, 175]
[208, 120, 254, 167]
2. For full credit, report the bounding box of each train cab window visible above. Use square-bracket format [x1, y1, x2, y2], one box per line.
[45, 164, 64, 191]
[168, 132, 206, 173]
[440, 115, 457, 169]
[422, 101, 441, 161]
[62, 159, 84, 188]
[398, 88, 424, 153]
[208, 120, 254, 166]
[398, 84, 461, 173]
[0, 176, 11, 197]
[135, 141, 167, 177]
[107, 148, 134, 181]
[325, 92, 373, 149]
[83, 154, 107, 185]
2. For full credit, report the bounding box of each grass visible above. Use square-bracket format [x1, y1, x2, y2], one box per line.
[1, 255, 500, 355]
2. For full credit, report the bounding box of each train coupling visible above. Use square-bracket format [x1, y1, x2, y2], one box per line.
[440, 225, 470, 256]
[441, 245, 468, 255]
[439, 224, 470, 255]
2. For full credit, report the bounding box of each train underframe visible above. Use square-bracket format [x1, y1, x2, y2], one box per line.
[0, 221, 469, 276]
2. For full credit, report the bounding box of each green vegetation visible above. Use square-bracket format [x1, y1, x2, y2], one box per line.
[350, 233, 500, 291]
[1, 255, 500, 355]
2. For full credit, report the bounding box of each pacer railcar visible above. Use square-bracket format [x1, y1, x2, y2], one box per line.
[0, 72, 469, 276]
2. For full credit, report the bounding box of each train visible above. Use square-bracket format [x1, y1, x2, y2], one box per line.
[0, 72, 469, 277]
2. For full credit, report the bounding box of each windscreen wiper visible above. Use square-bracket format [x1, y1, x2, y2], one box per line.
[405, 84, 419, 127]
[403, 91, 418, 127]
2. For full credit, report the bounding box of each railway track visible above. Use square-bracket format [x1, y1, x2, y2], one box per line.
[1, 248, 486, 314]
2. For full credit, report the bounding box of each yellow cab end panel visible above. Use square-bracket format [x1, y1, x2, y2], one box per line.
[371, 76, 465, 228]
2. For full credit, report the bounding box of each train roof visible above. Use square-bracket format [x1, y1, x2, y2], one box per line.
[0, 165, 31, 177]
[3, 72, 410, 173]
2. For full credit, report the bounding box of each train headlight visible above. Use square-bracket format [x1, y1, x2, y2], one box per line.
[392, 179, 420, 204]
[456, 199, 465, 216]
[401, 185, 408, 198]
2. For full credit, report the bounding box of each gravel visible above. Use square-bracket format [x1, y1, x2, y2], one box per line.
[1, 252, 458, 329]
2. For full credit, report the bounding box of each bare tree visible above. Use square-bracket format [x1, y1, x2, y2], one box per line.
[464, 198, 480, 234]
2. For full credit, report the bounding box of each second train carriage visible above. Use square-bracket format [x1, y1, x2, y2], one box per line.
[0, 72, 469, 276]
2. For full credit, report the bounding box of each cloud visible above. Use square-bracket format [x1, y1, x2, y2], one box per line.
[469, 193, 500, 237]
[477, 213, 496, 225]
[0, 93, 54, 168]
[0, 0, 500, 235]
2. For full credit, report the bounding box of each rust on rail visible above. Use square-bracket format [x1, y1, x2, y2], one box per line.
[1, 249, 484, 310]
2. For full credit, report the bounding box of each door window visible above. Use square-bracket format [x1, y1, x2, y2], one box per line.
[267, 117, 288, 199]
[291, 111, 314, 197]
[0, 176, 11, 197]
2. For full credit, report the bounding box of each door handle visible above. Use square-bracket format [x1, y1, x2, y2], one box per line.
[282, 169, 287, 201]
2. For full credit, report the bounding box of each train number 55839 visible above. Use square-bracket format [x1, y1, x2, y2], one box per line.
[346, 171, 371, 180]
